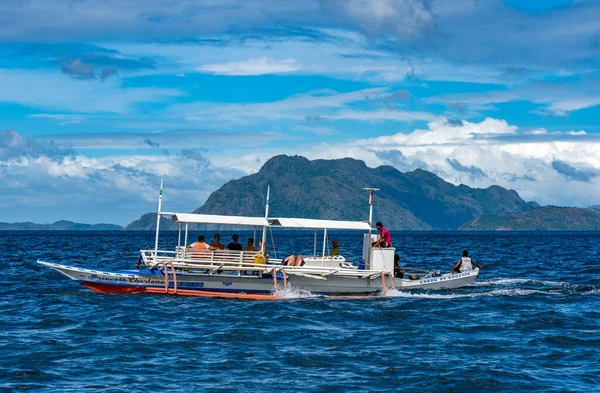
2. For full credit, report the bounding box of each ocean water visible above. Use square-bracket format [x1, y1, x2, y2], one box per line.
[1, 230, 599, 392]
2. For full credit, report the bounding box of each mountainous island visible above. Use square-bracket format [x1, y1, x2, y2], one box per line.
[6, 156, 597, 231]
[460, 206, 600, 230]
[0, 220, 123, 231]
[127, 154, 586, 231]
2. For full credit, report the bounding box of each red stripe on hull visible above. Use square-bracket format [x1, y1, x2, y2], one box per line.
[81, 282, 146, 294]
[145, 287, 276, 300]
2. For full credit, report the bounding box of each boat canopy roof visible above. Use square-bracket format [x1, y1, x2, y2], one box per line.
[168, 213, 269, 226]
[270, 217, 372, 230]
[165, 212, 372, 230]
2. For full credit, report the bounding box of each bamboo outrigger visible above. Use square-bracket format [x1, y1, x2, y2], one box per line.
[38, 183, 479, 299]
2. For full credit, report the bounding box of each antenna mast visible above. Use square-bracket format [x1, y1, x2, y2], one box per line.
[363, 187, 379, 270]
[363, 187, 379, 227]
[261, 185, 270, 255]
[154, 179, 164, 254]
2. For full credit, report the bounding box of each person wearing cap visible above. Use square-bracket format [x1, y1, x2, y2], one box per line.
[330, 239, 341, 256]
[327, 239, 340, 256]
[372, 222, 392, 248]
[226, 234, 243, 251]
[318, 239, 341, 257]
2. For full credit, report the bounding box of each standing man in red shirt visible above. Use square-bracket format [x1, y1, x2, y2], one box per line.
[372, 222, 393, 248]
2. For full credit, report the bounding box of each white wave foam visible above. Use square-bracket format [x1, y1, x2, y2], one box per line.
[470, 278, 573, 288]
[482, 288, 548, 297]
[385, 290, 471, 299]
[383, 287, 550, 300]
[469, 278, 530, 286]
[276, 286, 318, 300]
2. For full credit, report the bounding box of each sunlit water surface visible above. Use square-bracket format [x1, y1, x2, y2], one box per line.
[1, 230, 599, 392]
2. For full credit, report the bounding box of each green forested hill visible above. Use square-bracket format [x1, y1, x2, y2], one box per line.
[127, 155, 537, 230]
[460, 206, 600, 230]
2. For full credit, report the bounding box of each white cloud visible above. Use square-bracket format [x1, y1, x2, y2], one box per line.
[321, 0, 436, 39]
[176, 87, 397, 124]
[170, 87, 442, 128]
[426, 78, 600, 116]
[4, 117, 600, 225]
[0, 69, 182, 113]
[210, 118, 600, 208]
[0, 130, 244, 224]
[35, 129, 280, 150]
[196, 57, 300, 76]
[329, 109, 438, 122]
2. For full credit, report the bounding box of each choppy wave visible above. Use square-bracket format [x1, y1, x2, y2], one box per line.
[2, 230, 599, 392]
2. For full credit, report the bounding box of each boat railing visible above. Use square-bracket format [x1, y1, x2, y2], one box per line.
[140, 248, 392, 278]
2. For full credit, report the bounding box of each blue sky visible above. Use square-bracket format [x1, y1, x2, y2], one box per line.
[1, 0, 600, 225]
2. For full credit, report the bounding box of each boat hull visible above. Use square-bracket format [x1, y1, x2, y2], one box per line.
[37, 261, 478, 297]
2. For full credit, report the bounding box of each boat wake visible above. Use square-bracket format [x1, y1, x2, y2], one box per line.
[469, 278, 573, 287]
[379, 278, 600, 299]
[275, 287, 318, 300]
[381, 288, 549, 299]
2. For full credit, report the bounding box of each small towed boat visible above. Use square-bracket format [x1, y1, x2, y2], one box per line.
[38, 185, 479, 299]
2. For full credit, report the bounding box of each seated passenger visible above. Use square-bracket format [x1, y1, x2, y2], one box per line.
[210, 233, 225, 250]
[451, 250, 483, 273]
[258, 240, 270, 263]
[394, 254, 405, 278]
[187, 235, 215, 250]
[244, 238, 257, 252]
[187, 235, 216, 259]
[226, 234, 243, 251]
[372, 222, 392, 248]
[283, 254, 304, 267]
[329, 239, 340, 256]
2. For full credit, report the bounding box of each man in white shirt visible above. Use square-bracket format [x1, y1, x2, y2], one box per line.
[451, 250, 483, 273]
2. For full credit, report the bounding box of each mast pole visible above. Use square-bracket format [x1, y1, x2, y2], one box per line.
[321, 228, 327, 267]
[363, 187, 379, 269]
[178, 222, 181, 248]
[154, 179, 164, 256]
[261, 185, 270, 255]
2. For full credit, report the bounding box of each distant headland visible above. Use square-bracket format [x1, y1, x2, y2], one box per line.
[5, 155, 600, 231]
[0, 220, 123, 231]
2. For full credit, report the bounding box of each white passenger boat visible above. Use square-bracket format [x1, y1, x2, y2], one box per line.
[38, 184, 478, 299]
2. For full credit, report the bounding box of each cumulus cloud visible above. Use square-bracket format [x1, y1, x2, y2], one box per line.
[320, 0, 437, 39]
[0, 129, 73, 161]
[196, 57, 300, 76]
[0, 130, 244, 224]
[5, 117, 600, 224]
[551, 160, 597, 182]
[216, 117, 600, 208]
